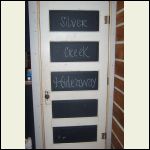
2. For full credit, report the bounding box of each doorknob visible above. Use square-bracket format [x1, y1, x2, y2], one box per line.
[45, 91, 50, 99]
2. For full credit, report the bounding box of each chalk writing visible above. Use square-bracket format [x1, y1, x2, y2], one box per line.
[64, 46, 89, 58]
[53, 76, 96, 89]
[51, 71, 98, 91]
[49, 10, 99, 31]
[50, 42, 99, 62]
[60, 16, 88, 29]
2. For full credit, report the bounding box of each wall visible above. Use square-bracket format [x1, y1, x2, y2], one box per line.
[111, 1, 124, 149]
[25, 84, 35, 149]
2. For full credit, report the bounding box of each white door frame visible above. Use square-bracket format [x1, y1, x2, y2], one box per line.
[105, 1, 116, 149]
[28, 1, 116, 149]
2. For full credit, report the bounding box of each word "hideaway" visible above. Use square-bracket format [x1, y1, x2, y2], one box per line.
[51, 71, 98, 91]
[53, 76, 97, 90]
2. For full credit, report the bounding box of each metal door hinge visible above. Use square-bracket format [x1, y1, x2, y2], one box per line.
[104, 16, 110, 24]
[107, 77, 109, 85]
[101, 132, 107, 139]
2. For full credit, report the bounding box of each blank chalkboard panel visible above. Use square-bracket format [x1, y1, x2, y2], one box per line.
[51, 71, 98, 91]
[52, 99, 98, 118]
[50, 42, 99, 62]
[49, 10, 99, 31]
[53, 125, 97, 143]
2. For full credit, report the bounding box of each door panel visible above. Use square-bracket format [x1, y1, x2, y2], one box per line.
[50, 42, 99, 62]
[49, 10, 99, 31]
[51, 71, 98, 91]
[40, 1, 109, 149]
[52, 99, 98, 118]
[53, 125, 97, 143]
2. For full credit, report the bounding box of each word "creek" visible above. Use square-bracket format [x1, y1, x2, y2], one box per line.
[64, 46, 89, 58]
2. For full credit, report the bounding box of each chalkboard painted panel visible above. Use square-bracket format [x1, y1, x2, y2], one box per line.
[51, 71, 98, 91]
[49, 10, 99, 31]
[50, 42, 99, 62]
[53, 125, 97, 143]
[52, 99, 98, 118]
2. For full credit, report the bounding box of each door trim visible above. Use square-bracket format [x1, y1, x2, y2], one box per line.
[28, 1, 45, 149]
[105, 1, 116, 149]
[29, 1, 116, 149]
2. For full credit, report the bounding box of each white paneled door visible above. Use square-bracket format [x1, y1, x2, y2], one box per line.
[40, 1, 109, 149]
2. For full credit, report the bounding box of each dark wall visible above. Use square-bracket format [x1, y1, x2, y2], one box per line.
[25, 85, 35, 149]
[25, 1, 30, 52]
[25, 1, 35, 149]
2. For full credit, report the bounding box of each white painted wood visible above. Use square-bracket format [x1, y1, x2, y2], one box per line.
[52, 117, 98, 127]
[40, 1, 109, 149]
[28, 2, 44, 149]
[49, 142, 104, 149]
[105, 1, 116, 149]
[48, 33, 103, 41]
[50, 91, 100, 101]
[49, 62, 102, 71]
